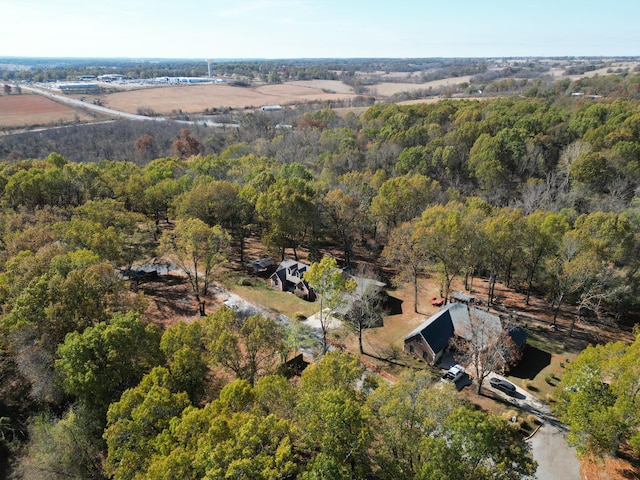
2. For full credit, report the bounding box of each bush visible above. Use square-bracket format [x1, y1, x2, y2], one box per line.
[294, 313, 307, 322]
[237, 277, 253, 286]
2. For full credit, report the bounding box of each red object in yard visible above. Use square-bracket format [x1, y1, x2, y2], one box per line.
[431, 296, 445, 307]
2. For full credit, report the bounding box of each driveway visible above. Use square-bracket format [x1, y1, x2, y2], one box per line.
[485, 373, 581, 480]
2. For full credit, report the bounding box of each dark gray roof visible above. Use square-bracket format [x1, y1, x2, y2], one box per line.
[404, 306, 455, 354]
[404, 303, 526, 353]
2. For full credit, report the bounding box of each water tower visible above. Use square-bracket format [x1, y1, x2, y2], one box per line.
[206, 59, 213, 78]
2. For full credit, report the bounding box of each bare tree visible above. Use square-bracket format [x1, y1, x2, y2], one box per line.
[451, 308, 521, 394]
[344, 280, 386, 354]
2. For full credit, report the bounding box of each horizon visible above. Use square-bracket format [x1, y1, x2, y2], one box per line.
[2, 0, 639, 59]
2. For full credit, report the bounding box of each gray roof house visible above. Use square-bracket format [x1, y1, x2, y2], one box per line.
[404, 303, 527, 365]
[270, 258, 315, 301]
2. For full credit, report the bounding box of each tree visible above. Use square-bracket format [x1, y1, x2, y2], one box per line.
[17, 406, 104, 480]
[204, 307, 286, 385]
[344, 279, 385, 354]
[134, 133, 156, 162]
[322, 189, 360, 265]
[55, 311, 163, 416]
[558, 331, 640, 458]
[519, 211, 569, 305]
[304, 257, 355, 354]
[159, 218, 230, 316]
[103, 367, 191, 480]
[296, 352, 372, 479]
[366, 370, 464, 479]
[416, 203, 469, 304]
[172, 128, 202, 158]
[451, 309, 521, 394]
[433, 407, 537, 480]
[255, 176, 316, 261]
[382, 222, 429, 313]
[160, 320, 207, 403]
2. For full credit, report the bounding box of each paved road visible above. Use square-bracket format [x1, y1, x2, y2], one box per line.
[13, 83, 240, 128]
[530, 421, 581, 480]
[486, 373, 581, 480]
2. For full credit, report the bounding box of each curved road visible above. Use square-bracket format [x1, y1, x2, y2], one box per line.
[486, 373, 581, 480]
[13, 83, 239, 128]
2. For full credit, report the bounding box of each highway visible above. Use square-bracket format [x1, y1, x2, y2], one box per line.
[12, 83, 239, 128]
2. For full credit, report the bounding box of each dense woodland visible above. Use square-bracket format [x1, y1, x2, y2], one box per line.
[2, 70, 640, 478]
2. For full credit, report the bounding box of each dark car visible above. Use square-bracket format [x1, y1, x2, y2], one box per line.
[489, 377, 516, 395]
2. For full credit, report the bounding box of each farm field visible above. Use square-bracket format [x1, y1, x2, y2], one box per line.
[0, 93, 95, 127]
[84, 81, 359, 115]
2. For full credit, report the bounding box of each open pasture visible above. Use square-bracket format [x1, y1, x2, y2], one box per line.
[0, 93, 93, 127]
[93, 80, 358, 115]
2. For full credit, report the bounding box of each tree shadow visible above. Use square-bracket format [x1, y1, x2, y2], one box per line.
[509, 345, 552, 380]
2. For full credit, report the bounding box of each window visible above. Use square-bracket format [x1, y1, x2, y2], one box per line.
[409, 345, 414, 353]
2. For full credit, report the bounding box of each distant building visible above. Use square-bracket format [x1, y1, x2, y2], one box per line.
[58, 83, 99, 93]
[261, 105, 282, 111]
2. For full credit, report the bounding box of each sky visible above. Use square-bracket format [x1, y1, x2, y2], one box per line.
[1, 0, 639, 59]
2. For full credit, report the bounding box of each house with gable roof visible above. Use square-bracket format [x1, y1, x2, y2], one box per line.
[269, 258, 315, 301]
[403, 302, 527, 365]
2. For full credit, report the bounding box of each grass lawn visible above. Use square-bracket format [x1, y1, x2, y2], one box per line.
[228, 277, 319, 320]
[506, 331, 578, 401]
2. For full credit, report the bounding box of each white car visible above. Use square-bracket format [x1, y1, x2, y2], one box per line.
[441, 364, 465, 383]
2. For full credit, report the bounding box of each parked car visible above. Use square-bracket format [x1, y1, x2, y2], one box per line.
[489, 377, 516, 395]
[441, 364, 465, 383]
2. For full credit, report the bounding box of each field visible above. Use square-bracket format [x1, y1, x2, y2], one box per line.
[0, 93, 95, 128]
[82, 80, 358, 115]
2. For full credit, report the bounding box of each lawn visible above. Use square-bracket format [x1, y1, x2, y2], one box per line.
[228, 277, 318, 320]
[506, 331, 578, 401]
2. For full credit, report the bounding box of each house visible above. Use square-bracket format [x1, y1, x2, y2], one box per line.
[270, 258, 315, 301]
[403, 303, 527, 365]
[334, 275, 386, 323]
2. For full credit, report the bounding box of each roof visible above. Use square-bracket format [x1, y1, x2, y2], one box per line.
[403, 306, 456, 355]
[334, 275, 386, 317]
[404, 302, 527, 353]
[451, 305, 502, 347]
[247, 257, 274, 271]
[451, 291, 475, 303]
[272, 258, 309, 285]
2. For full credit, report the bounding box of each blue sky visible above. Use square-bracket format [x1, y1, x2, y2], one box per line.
[2, 0, 639, 59]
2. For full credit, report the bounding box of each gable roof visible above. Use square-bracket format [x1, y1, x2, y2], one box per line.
[404, 302, 528, 354]
[404, 305, 456, 355]
[271, 258, 309, 286]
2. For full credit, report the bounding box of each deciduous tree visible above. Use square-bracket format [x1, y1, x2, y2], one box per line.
[159, 218, 230, 316]
[304, 257, 355, 354]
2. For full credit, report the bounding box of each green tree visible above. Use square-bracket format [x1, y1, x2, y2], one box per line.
[382, 222, 429, 313]
[304, 257, 355, 354]
[255, 176, 316, 261]
[17, 406, 104, 480]
[55, 312, 163, 416]
[558, 332, 640, 457]
[416, 203, 469, 303]
[204, 307, 286, 385]
[159, 218, 230, 316]
[160, 320, 207, 403]
[367, 370, 464, 479]
[103, 367, 191, 480]
[296, 352, 372, 479]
